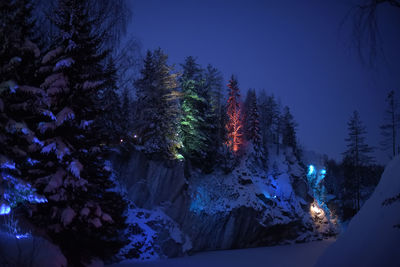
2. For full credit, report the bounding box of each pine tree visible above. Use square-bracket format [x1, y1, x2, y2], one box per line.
[0, 0, 46, 218]
[225, 75, 243, 153]
[244, 89, 256, 140]
[380, 90, 400, 158]
[281, 106, 298, 152]
[343, 110, 374, 211]
[120, 87, 133, 138]
[258, 92, 280, 154]
[246, 89, 261, 147]
[95, 58, 123, 145]
[134, 48, 182, 159]
[203, 64, 224, 150]
[180, 57, 207, 165]
[31, 0, 127, 264]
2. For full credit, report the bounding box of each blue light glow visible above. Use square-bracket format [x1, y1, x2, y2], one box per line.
[190, 187, 210, 213]
[15, 233, 30, 239]
[0, 204, 11, 215]
[308, 165, 315, 176]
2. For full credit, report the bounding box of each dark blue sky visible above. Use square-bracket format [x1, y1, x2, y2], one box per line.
[128, 0, 400, 164]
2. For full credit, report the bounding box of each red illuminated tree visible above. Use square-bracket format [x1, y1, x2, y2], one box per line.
[225, 75, 243, 153]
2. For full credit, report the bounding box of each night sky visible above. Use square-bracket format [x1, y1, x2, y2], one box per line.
[128, 0, 400, 164]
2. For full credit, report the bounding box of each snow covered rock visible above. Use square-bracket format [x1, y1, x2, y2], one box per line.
[111, 147, 324, 261]
[315, 156, 400, 267]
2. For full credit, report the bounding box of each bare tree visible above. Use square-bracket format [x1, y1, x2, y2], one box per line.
[344, 0, 400, 67]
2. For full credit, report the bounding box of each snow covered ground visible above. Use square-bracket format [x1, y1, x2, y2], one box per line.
[315, 156, 400, 267]
[111, 239, 334, 267]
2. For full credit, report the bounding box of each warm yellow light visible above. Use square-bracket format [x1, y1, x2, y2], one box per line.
[310, 202, 324, 216]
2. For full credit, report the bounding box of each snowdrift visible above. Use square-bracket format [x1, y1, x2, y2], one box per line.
[315, 156, 400, 267]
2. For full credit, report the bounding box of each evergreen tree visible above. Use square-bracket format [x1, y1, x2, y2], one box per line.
[120, 87, 133, 138]
[0, 0, 46, 219]
[244, 89, 256, 140]
[246, 89, 261, 146]
[225, 75, 243, 153]
[380, 90, 400, 158]
[258, 92, 280, 154]
[96, 58, 123, 145]
[180, 57, 207, 165]
[200, 64, 224, 171]
[343, 110, 374, 211]
[281, 106, 298, 152]
[31, 0, 127, 264]
[134, 48, 182, 159]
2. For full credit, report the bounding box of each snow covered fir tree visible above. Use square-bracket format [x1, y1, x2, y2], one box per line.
[1, 0, 399, 266]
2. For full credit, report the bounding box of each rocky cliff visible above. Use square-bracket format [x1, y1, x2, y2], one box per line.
[111, 147, 334, 261]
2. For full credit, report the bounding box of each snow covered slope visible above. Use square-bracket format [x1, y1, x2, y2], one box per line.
[112, 239, 334, 267]
[315, 156, 400, 267]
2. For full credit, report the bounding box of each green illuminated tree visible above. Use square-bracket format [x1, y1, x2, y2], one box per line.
[180, 56, 207, 165]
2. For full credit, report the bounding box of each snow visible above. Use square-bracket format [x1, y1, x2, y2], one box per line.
[80, 120, 94, 129]
[118, 206, 192, 261]
[33, 137, 44, 146]
[68, 160, 83, 178]
[38, 122, 56, 133]
[56, 107, 75, 126]
[0, 160, 16, 170]
[41, 142, 57, 154]
[53, 58, 74, 71]
[61, 207, 76, 226]
[111, 239, 334, 267]
[0, 230, 67, 267]
[316, 156, 400, 267]
[44, 169, 65, 193]
[90, 218, 102, 228]
[41, 73, 68, 94]
[19, 85, 45, 95]
[83, 81, 103, 90]
[42, 47, 63, 64]
[42, 110, 57, 121]
[187, 150, 307, 228]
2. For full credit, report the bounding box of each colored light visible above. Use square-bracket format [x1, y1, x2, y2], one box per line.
[308, 165, 315, 175]
[0, 204, 11, 215]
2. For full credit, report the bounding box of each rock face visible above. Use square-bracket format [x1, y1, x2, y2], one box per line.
[111, 147, 325, 259]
